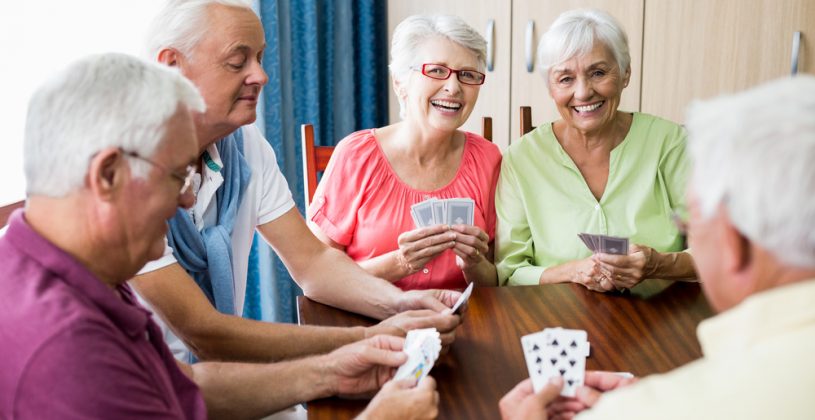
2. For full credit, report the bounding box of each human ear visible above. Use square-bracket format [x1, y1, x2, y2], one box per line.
[87, 147, 125, 201]
[157, 48, 181, 67]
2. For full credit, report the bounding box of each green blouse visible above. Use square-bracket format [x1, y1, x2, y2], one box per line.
[496, 113, 689, 286]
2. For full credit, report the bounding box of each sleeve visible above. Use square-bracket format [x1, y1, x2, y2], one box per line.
[306, 133, 370, 246]
[15, 325, 186, 420]
[494, 151, 546, 286]
[659, 125, 691, 221]
[245, 125, 296, 226]
[137, 236, 176, 275]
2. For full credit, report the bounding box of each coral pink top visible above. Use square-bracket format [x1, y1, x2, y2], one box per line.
[308, 129, 502, 290]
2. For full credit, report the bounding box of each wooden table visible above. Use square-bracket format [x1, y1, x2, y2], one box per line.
[298, 281, 713, 419]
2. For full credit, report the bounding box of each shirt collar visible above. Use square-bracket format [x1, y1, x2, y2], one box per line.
[697, 279, 815, 357]
[4, 209, 151, 339]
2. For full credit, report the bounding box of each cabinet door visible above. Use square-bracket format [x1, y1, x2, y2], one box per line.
[642, 0, 815, 123]
[510, 0, 644, 141]
[387, 1, 513, 149]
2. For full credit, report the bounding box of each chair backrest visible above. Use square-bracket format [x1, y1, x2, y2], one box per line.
[301, 118, 495, 206]
[481, 116, 493, 142]
[520, 106, 536, 138]
[0, 200, 24, 227]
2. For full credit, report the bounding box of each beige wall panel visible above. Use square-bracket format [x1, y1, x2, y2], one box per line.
[642, 0, 815, 123]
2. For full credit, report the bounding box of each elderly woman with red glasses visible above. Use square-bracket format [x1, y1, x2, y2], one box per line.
[307, 15, 501, 290]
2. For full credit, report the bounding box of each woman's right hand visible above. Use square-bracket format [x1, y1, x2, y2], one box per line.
[395, 225, 457, 275]
[569, 257, 615, 292]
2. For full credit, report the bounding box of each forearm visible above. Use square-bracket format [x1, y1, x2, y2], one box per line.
[295, 246, 403, 320]
[645, 250, 698, 281]
[185, 314, 365, 362]
[357, 251, 411, 283]
[538, 260, 583, 285]
[189, 356, 333, 420]
[463, 258, 498, 286]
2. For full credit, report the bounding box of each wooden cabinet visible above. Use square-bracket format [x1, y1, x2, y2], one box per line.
[641, 0, 815, 123]
[388, 0, 814, 146]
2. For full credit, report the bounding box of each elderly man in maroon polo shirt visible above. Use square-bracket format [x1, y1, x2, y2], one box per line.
[0, 53, 438, 419]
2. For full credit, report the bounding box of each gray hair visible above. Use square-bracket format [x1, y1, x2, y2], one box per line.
[686, 75, 815, 268]
[537, 9, 630, 78]
[389, 14, 487, 119]
[24, 53, 205, 197]
[144, 0, 254, 60]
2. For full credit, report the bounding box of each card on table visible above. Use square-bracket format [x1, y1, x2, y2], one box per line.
[521, 327, 590, 397]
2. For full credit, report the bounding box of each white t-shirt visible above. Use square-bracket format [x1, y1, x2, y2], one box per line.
[136, 124, 295, 361]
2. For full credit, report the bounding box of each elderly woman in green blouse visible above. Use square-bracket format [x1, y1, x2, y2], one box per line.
[495, 9, 696, 291]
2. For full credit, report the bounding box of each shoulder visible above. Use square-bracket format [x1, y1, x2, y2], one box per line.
[633, 113, 686, 142]
[464, 131, 502, 163]
[334, 129, 377, 155]
[503, 123, 556, 165]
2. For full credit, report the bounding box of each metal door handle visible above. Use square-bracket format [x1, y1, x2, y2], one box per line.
[525, 20, 535, 72]
[791, 31, 802, 75]
[486, 19, 495, 72]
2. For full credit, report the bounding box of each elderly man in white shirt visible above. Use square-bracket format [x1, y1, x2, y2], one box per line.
[499, 76, 815, 420]
[132, 0, 462, 365]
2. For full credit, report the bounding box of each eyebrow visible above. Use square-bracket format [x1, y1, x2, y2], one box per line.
[551, 61, 612, 74]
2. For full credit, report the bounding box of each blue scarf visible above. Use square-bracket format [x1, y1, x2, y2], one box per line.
[167, 128, 251, 316]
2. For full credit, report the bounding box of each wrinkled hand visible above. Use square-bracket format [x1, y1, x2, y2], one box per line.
[357, 377, 439, 420]
[397, 288, 463, 314]
[593, 245, 653, 289]
[367, 309, 461, 346]
[570, 258, 615, 293]
[499, 377, 564, 420]
[396, 225, 456, 275]
[325, 335, 407, 398]
[449, 225, 490, 271]
[548, 371, 639, 419]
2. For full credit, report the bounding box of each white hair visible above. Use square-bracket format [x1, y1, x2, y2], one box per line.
[389, 14, 487, 119]
[537, 9, 630, 78]
[144, 0, 254, 61]
[686, 75, 815, 268]
[24, 52, 205, 197]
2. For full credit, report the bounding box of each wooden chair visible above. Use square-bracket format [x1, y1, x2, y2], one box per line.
[0, 200, 24, 227]
[301, 118, 495, 206]
[520, 106, 535, 137]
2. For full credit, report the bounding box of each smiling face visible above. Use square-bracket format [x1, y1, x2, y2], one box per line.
[547, 42, 630, 135]
[397, 36, 482, 135]
[177, 4, 267, 147]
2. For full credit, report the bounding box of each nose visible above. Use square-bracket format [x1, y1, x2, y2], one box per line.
[574, 76, 594, 100]
[443, 74, 462, 94]
[178, 189, 195, 210]
[247, 60, 268, 87]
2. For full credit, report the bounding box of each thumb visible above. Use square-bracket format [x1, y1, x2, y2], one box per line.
[385, 378, 418, 391]
[575, 384, 604, 408]
[535, 376, 564, 404]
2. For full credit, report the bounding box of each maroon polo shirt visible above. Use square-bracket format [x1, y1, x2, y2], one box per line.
[0, 210, 207, 419]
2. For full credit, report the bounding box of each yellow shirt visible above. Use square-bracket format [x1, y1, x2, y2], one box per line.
[577, 279, 815, 420]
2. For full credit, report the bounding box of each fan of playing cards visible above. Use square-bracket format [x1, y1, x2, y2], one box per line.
[578, 233, 629, 255]
[393, 328, 442, 384]
[411, 197, 475, 228]
[521, 328, 590, 397]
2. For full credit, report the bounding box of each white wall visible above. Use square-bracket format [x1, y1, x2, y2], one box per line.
[0, 1, 165, 205]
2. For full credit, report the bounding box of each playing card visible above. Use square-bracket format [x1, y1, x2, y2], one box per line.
[410, 200, 436, 228]
[445, 198, 474, 226]
[521, 328, 590, 397]
[600, 235, 629, 255]
[432, 200, 445, 226]
[450, 282, 473, 314]
[577, 233, 596, 252]
[394, 328, 441, 385]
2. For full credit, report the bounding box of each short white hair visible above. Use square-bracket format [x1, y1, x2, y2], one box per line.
[144, 0, 254, 60]
[24, 53, 205, 197]
[686, 75, 815, 268]
[389, 14, 487, 119]
[537, 9, 630, 78]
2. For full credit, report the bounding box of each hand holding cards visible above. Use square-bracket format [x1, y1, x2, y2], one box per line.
[393, 328, 442, 385]
[521, 328, 590, 397]
[578, 233, 629, 255]
[411, 198, 475, 228]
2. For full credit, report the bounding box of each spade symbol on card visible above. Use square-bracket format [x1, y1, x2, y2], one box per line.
[559, 369, 566, 376]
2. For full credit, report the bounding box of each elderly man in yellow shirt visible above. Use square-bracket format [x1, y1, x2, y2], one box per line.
[498, 75, 815, 420]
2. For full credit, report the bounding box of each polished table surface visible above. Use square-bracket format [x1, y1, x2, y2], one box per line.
[298, 281, 713, 419]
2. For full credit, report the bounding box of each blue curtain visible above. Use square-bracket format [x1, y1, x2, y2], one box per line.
[242, 0, 389, 323]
